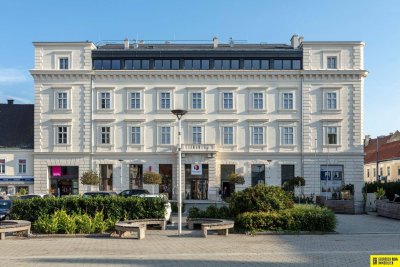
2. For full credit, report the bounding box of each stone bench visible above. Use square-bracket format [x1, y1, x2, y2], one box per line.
[187, 218, 234, 238]
[0, 220, 31, 240]
[115, 219, 166, 240]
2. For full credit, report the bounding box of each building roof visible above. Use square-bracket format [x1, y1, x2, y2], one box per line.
[364, 131, 400, 164]
[0, 101, 34, 149]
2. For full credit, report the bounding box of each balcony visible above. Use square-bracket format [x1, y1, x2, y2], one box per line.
[181, 144, 216, 153]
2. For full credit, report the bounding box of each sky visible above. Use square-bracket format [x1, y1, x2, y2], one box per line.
[0, 0, 399, 137]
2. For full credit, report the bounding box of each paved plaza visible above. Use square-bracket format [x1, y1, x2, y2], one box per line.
[1, 214, 400, 266]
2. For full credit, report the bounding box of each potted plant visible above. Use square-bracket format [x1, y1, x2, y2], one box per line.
[143, 172, 162, 194]
[341, 184, 354, 200]
[80, 171, 100, 191]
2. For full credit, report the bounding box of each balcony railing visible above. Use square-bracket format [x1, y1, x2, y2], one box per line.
[181, 144, 216, 152]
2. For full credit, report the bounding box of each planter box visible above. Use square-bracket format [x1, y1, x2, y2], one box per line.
[317, 198, 355, 214]
[376, 200, 400, 220]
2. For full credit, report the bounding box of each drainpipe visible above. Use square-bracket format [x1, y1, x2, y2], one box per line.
[90, 74, 94, 171]
[300, 75, 304, 179]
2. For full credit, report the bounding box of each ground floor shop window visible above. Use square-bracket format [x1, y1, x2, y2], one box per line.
[220, 164, 235, 199]
[99, 164, 113, 191]
[159, 164, 173, 199]
[251, 164, 265, 186]
[49, 166, 79, 196]
[320, 165, 344, 199]
[281, 164, 295, 191]
[185, 164, 209, 200]
[129, 164, 143, 189]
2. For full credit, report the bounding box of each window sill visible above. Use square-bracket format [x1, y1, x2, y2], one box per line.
[157, 109, 173, 114]
[126, 109, 144, 114]
[52, 109, 72, 113]
[248, 109, 267, 113]
[322, 109, 342, 114]
[53, 144, 71, 147]
[219, 109, 237, 113]
[323, 144, 341, 148]
[98, 144, 114, 147]
[250, 144, 267, 148]
[96, 109, 114, 113]
[280, 144, 296, 147]
[187, 109, 206, 113]
[278, 109, 297, 113]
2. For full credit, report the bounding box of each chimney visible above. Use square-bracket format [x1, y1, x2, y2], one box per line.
[124, 38, 129, 49]
[291, 34, 298, 48]
[133, 41, 139, 49]
[364, 135, 371, 147]
[298, 36, 304, 46]
[229, 37, 234, 47]
[7, 99, 14, 105]
[213, 36, 218, 48]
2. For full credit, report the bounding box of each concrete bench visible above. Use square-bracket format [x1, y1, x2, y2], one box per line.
[0, 220, 31, 240]
[115, 222, 146, 240]
[187, 218, 234, 238]
[123, 219, 167, 230]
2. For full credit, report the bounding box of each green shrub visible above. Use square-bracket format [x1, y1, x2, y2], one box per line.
[74, 213, 94, 234]
[235, 205, 336, 233]
[54, 210, 76, 234]
[229, 184, 294, 216]
[11, 196, 166, 223]
[188, 205, 232, 219]
[364, 181, 400, 201]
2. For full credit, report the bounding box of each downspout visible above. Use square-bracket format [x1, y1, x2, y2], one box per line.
[300, 75, 304, 179]
[90, 74, 94, 171]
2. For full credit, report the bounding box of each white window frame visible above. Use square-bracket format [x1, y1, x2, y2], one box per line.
[156, 87, 175, 112]
[248, 87, 268, 112]
[223, 126, 234, 145]
[322, 87, 342, 112]
[59, 57, 69, 70]
[322, 51, 341, 70]
[52, 120, 72, 146]
[125, 87, 145, 113]
[282, 127, 294, 145]
[54, 52, 72, 70]
[187, 87, 206, 113]
[0, 159, 5, 174]
[100, 92, 111, 110]
[326, 127, 338, 145]
[56, 126, 68, 145]
[192, 92, 202, 109]
[192, 126, 202, 144]
[322, 122, 342, 146]
[387, 166, 391, 177]
[252, 126, 264, 145]
[130, 126, 141, 145]
[218, 87, 238, 113]
[277, 88, 297, 112]
[97, 125, 114, 146]
[282, 92, 294, 110]
[18, 159, 27, 174]
[52, 87, 72, 112]
[161, 126, 171, 145]
[125, 119, 145, 148]
[278, 121, 298, 147]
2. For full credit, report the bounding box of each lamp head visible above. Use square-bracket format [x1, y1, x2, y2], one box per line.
[171, 109, 188, 120]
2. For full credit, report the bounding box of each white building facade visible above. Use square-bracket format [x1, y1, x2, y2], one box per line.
[31, 36, 367, 212]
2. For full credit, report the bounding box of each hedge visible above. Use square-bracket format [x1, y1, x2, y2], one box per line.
[11, 196, 166, 223]
[235, 205, 336, 232]
[188, 205, 232, 220]
[229, 184, 294, 216]
[364, 181, 400, 201]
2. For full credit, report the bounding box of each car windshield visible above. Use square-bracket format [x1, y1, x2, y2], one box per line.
[0, 200, 11, 209]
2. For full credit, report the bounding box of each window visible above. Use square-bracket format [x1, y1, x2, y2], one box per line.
[57, 92, 68, 109]
[253, 93, 263, 109]
[380, 167, 383, 176]
[130, 92, 141, 109]
[161, 127, 171, 145]
[327, 127, 338, 145]
[214, 60, 239, 70]
[192, 127, 202, 144]
[373, 168, 376, 176]
[131, 127, 141, 145]
[100, 92, 111, 109]
[326, 92, 337, 109]
[101, 127, 111, 144]
[283, 93, 293, 109]
[160, 92, 171, 109]
[59, 58, 69, 69]
[223, 127, 233, 145]
[18, 160, 26, 174]
[274, 60, 283, 69]
[387, 166, 391, 176]
[282, 127, 294, 145]
[292, 60, 301, 69]
[223, 92, 233, 109]
[244, 60, 269, 70]
[192, 92, 202, 109]
[111, 60, 121, 70]
[184, 60, 209, 70]
[57, 126, 68, 144]
[253, 127, 264, 145]
[251, 164, 265, 186]
[367, 169, 370, 178]
[398, 167, 400, 176]
[154, 60, 179, 70]
[0, 159, 5, 174]
[327, 57, 337, 69]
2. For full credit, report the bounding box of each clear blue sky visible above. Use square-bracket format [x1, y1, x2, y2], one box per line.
[0, 0, 398, 137]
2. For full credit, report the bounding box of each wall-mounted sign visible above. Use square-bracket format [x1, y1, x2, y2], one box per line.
[52, 166, 61, 177]
[320, 165, 344, 198]
[191, 163, 202, 175]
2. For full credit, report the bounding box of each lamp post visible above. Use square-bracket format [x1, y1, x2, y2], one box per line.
[171, 109, 187, 235]
[267, 160, 272, 184]
[118, 159, 123, 191]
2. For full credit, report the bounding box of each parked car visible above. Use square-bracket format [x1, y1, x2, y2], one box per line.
[141, 194, 172, 222]
[18, 194, 54, 200]
[82, 191, 118, 198]
[119, 189, 150, 197]
[0, 200, 12, 221]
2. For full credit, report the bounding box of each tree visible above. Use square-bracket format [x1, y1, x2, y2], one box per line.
[227, 173, 245, 185]
[143, 172, 162, 194]
[282, 176, 305, 192]
[80, 171, 100, 185]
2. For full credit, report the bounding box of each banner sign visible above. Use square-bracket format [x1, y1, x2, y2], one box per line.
[191, 163, 202, 175]
[320, 165, 344, 198]
[52, 166, 62, 177]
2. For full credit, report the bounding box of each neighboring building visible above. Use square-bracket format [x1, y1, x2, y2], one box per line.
[31, 35, 367, 212]
[0, 100, 34, 195]
[364, 131, 400, 182]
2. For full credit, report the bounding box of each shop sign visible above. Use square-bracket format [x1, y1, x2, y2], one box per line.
[52, 166, 61, 177]
[191, 163, 202, 175]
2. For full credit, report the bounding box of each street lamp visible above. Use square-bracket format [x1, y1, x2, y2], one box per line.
[376, 135, 385, 181]
[267, 160, 272, 184]
[118, 159, 123, 191]
[171, 109, 187, 235]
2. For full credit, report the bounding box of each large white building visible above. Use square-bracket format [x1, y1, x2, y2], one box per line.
[30, 35, 367, 212]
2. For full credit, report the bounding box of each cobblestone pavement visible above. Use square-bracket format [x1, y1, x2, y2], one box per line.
[0, 214, 399, 266]
[336, 213, 400, 234]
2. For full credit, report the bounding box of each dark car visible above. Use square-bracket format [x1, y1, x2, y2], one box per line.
[19, 194, 54, 200]
[82, 191, 117, 198]
[119, 189, 150, 197]
[0, 200, 12, 221]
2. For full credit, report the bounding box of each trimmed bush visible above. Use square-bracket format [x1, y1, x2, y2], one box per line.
[235, 205, 336, 232]
[364, 181, 400, 201]
[229, 184, 294, 216]
[188, 205, 232, 219]
[11, 196, 166, 223]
